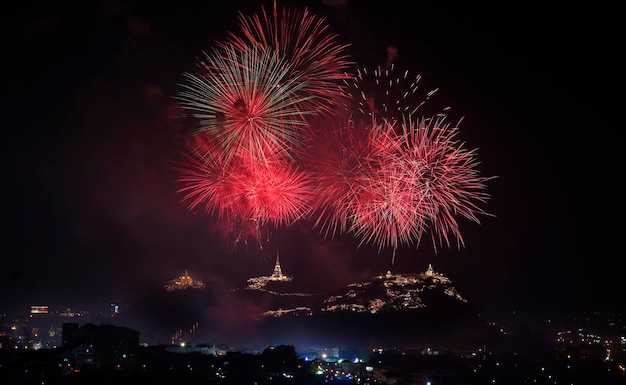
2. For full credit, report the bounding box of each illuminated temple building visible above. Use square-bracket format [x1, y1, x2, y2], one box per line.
[246, 254, 293, 290]
[164, 270, 206, 292]
[270, 254, 291, 281]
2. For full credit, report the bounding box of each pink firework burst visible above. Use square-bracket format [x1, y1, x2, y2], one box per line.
[305, 120, 430, 254]
[397, 115, 495, 250]
[224, 0, 353, 118]
[347, 149, 434, 254]
[228, 157, 316, 228]
[176, 43, 313, 163]
[171, 2, 495, 262]
[302, 120, 380, 238]
[349, 161, 432, 252]
[303, 116, 493, 256]
[176, 132, 316, 229]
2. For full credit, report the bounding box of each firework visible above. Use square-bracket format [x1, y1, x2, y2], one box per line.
[224, 0, 353, 118]
[176, 132, 316, 229]
[347, 148, 433, 253]
[175, 43, 313, 163]
[303, 120, 380, 238]
[172, 2, 494, 261]
[303, 116, 493, 256]
[305, 120, 429, 253]
[343, 63, 450, 127]
[397, 115, 494, 250]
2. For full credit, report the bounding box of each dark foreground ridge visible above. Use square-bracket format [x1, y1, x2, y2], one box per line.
[2, 336, 625, 385]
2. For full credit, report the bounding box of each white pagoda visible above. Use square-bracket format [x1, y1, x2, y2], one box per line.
[269, 253, 292, 282]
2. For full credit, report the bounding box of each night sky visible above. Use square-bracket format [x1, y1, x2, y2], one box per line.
[3, 1, 622, 325]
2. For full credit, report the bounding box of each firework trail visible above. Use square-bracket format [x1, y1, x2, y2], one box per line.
[175, 43, 313, 163]
[224, 0, 353, 118]
[343, 63, 451, 127]
[210, 217, 266, 254]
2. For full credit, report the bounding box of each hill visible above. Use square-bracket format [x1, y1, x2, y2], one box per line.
[116, 265, 551, 352]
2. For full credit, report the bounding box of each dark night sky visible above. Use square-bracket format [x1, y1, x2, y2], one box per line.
[2, 1, 622, 326]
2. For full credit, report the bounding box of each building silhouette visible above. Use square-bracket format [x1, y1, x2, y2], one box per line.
[62, 322, 139, 370]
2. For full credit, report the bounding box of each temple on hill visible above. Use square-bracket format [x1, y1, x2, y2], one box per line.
[379, 263, 450, 284]
[164, 270, 206, 292]
[246, 253, 292, 290]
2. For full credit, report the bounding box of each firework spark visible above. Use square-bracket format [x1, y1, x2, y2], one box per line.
[304, 120, 428, 254]
[224, 0, 353, 118]
[303, 116, 493, 258]
[397, 115, 495, 250]
[176, 132, 316, 229]
[175, 43, 313, 163]
[172, 2, 494, 262]
[343, 63, 450, 127]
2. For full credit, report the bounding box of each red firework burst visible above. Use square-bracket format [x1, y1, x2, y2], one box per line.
[172, 2, 495, 261]
[176, 132, 316, 228]
[305, 120, 430, 252]
[397, 115, 495, 250]
[303, 116, 493, 255]
[302, 120, 377, 237]
[223, 0, 353, 117]
[348, 159, 433, 253]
